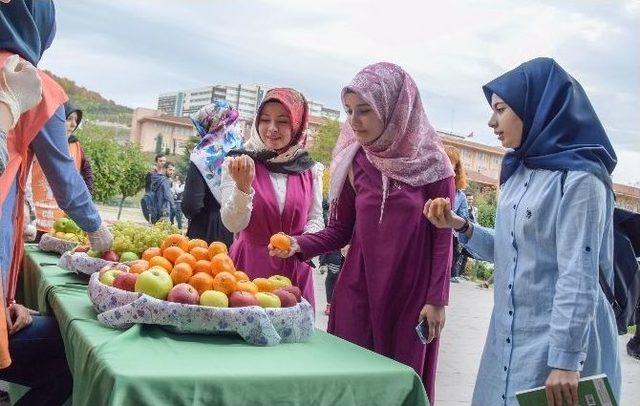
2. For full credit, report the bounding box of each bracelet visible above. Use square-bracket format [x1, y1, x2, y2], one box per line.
[454, 217, 470, 233]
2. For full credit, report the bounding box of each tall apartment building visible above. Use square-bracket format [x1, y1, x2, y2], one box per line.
[157, 84, 340, 121]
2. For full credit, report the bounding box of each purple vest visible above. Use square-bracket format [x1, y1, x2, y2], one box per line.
[230, 161, 315, 308]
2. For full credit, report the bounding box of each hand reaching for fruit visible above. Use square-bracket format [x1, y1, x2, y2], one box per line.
[228, 155, 255, 194]
[423, 197, 469, 233]
[268, 233, 300, 259]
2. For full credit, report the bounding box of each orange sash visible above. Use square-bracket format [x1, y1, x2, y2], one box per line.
[0, 51, 67, 368]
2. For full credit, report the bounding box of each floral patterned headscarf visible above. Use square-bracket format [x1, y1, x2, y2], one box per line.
[189, 100, 243, 202]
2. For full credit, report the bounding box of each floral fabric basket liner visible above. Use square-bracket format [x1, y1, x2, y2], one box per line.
[58, 251, 118, 276]
[88, 273, 315, 346]
[38, 233, 79, 255]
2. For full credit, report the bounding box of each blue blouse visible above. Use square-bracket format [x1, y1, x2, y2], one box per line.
[460, 164, 621, 405]
[453, 188, 469, 219]
[1, 106, 101, 290]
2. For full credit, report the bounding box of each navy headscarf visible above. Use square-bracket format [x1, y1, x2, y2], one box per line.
[483, 57, 617, 188]
[0, 0, 57, 65]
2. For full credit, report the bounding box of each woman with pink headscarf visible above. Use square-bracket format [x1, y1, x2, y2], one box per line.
[270, 62, 455, 402]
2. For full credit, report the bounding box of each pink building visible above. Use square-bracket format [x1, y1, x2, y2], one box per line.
[130, 108, 196, 155]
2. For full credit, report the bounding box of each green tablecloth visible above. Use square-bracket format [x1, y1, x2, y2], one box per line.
[19, 245, 429, 406]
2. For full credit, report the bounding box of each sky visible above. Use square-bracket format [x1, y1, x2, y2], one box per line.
[38, 0, 640, 186]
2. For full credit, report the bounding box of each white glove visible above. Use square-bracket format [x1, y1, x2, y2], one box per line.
[87, 223, 113, 253]
[0, 54, 42, 128]
[23, 224, 37, 242]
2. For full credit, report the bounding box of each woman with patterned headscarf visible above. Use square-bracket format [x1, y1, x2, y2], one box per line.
[220, 88, 324, 307]
[269, 63, 455, 403]
[182, 100, 242, 245]
[426, 58, 620, 405]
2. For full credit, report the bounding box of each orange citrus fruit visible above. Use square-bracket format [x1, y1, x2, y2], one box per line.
[270, 233, 291, 251]
[187, 239, 208, 251]
[210, 253, 235, 276]
[194, 260, 212, 275]
[149, 256, 173, 272]
[208, 241, 228, 259]
[142, 247, 162, 261]
[190, 246, 209, 261]
[189, 272, 215, 295]
[129, 260, 150, 274]
[171, 262, 194, 285]
[213, 271, 237, 295]
[161, 234, 189, 251]
[162, 246, 185, 264]
[253, 278, 273, 292]
[175, 253, 197, 269]
[233, 270, 250, 281]
[235, 280, 259, 295]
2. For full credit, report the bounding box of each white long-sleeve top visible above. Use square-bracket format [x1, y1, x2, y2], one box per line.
[220, 160, 325, 234]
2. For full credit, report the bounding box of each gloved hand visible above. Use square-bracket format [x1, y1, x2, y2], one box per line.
[87, 223, 113, 253]
[0, 54, 42, 128]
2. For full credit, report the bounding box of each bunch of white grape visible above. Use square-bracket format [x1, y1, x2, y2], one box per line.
[109, 221, 180, 255]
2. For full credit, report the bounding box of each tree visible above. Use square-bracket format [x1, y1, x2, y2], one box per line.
[177, 135, 201, 178]
[309, 119, 341, 166]
[77, 123, 123, 203]
[116, 143, 148, 219]
[476, 190, 498, 228]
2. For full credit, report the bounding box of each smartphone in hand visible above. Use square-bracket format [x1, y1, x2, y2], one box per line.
[415, 319, 428, 344]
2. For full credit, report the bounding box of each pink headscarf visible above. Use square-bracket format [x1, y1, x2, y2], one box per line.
[329, 62, 454, 221]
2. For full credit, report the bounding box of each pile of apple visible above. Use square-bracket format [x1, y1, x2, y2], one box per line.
[48, 217, 89, 244]
[97, 234, 303, 309]
[72, 245, 135, 263]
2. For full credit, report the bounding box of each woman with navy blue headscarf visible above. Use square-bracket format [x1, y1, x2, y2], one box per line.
[0, 1, 112, 404]
[425, 58, 621, 405]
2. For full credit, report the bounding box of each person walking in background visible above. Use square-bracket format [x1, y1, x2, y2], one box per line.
[318, 199, 343, 316]
[147, 162, 175, 224]
[182, 101, 241, 246]
[31, 101, 93, 241]
[466, 193, 478, 222]
[426, 57, 621, 405]
[170, 174, 184, 230]
[444, 145, 469, 283]
[144, 153, 166, 192]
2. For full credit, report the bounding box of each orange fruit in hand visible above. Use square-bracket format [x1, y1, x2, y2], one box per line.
[171, 262, 193, 285]
[129, 260, 150, 274]
[190, 247, 209, 261]
[233, 270, 250, 281]
[208, 241, 228, 259]
[161, 234, 189, 251]
[270, 233, 291, 251]
[193, 260, 212, 274]
[149, 256, 173, 272]
[187, 239, 208, 251]
[235, 280, 258, 295]
[162, 246, 185, 264]
[253, 278, 273, 292]
[210, 253, 235, 276]
[189, 272, 215, 295]
[213, 271, 237, 295]
[142, 247, 162, 261]
[175, 253, 197, 269]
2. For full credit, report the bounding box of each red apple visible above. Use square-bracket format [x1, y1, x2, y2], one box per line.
[167, 283, 199, 305]
[99, 269, 123, 286]
[74, 245, 90, 253]
[229, 291, 259, 308]
[112, 272, 138, 292]
[273, 289, 297, 307]
[101, 250, 119, 262]
[279, 286, 302, 303]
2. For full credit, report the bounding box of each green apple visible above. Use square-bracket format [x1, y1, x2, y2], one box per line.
[63, 219, 81, 234]
[52, 218, 70, 233]
[87, 250, 101, 258]
[267, 275, 292, 290]
[199, 290, 229, 307]
[255, 292, 282, 308]
[135, 269, 173, 300]
[99, 269, 123, 286]
[119, 252, 139, 262]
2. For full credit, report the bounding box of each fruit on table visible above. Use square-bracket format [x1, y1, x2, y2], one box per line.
[170, 263, 193, 285]
[193, 260, 212, 274]
[189, 272, 215, 295]
[252, 278, 274, 292]
[99, 269, 123, 287]
[210, 254, 235, 276]
[167, 283, 199, 305]
[187, 239, 208, 251]
[269, 233, 291, 251]
[273, 289, 297, 308]
[268, 275, 292, 289]
[212, 272, 237, 295]
[128, 260, 150, 274]
[175, 253, 197, 269]
[199, 290, 229, 307]
[161, 234, 189, 251]
[73, 245, 90, 253]
[101, 250, 120, 262]
[232, 271, 249, 281]
[235, 280, 259, 295]
[229, 291, 259, 308]
[149, 256, 173, 273]
[255, 292, 282, 308]
[207, 241, 228, 259]
[279, 286, 302, 303]
[189, 247, 209, 261]
[110, 220, 179, 257]
[119, 252, 139, 262]
[162, 246, 185, 264]
[142, 247, 162, 261]
[135, 269, 173, 300]
[112, 272, 138, 292]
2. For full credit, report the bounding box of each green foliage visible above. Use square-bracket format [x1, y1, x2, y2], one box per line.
[45, 70, 132, 125]
[476, 190, 498, 228]
[309, 119, 341, 166]
[77, 124, 123, 203]
[177, 135, 201, 177]
[119, 143, 148, 199]
[471, 260, 494, 281]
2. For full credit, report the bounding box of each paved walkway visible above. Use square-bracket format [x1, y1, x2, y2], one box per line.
[313, 269, 640, 405]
